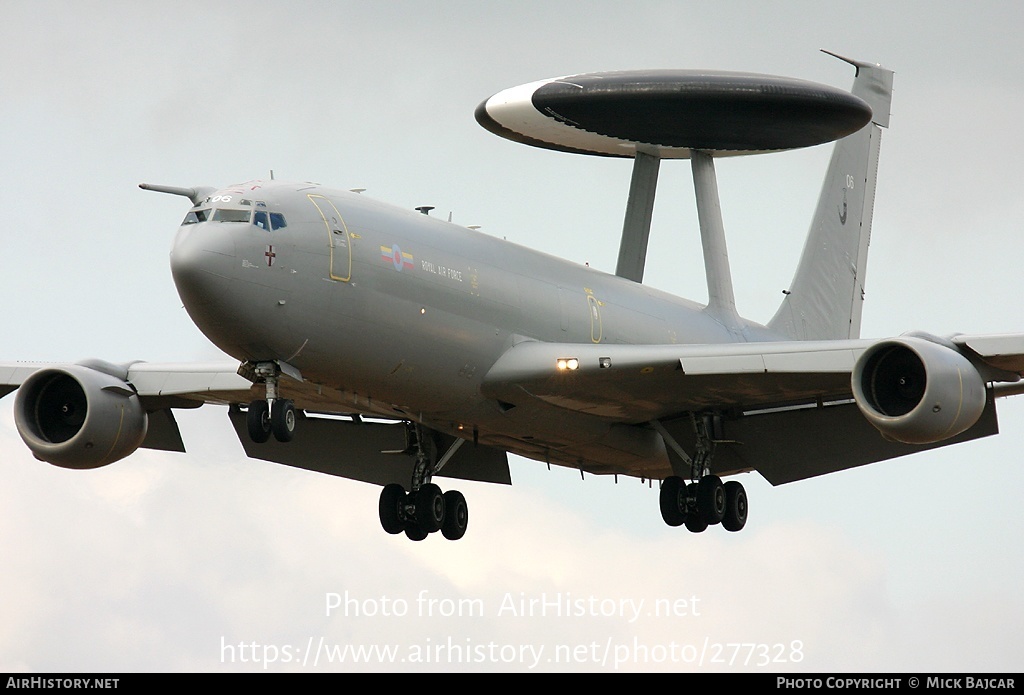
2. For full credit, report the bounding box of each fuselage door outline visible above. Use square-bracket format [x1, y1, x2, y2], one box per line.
[586, 291, 603, 343]
[307, 194, 353, 282]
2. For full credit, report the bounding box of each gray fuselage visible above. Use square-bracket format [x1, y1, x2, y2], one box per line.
[169, 180, 781, 474]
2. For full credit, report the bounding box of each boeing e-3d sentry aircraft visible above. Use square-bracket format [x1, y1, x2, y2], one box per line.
[5, 53, 1024, 542]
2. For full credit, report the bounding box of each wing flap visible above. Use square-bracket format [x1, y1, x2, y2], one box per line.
[226, 409, 510, 486]
[658, 398, 999, 485]
[141, 409, 187, 453]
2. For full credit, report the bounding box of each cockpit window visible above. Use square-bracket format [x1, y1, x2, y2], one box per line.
[254, 211, 287, 230]
[181, 209, 209, 225]
[211, 209, 252, 223]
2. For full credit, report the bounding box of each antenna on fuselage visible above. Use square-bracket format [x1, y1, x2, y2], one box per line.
[415, 206, 434, 216]
[617, 149, 660, 284]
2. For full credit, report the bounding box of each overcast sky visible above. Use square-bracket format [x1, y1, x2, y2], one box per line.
[2, 0, 1023, 672]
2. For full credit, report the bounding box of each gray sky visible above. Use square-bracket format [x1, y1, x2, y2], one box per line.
[2, 0, 1023, 672]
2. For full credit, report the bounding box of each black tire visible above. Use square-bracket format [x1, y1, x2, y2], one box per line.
[441, 490, 469, 540]
[722, 480, 748, 532]
[404, 522, 428, 541]
[378, 484, 406, 535]
[271, 399, 296, 443]
[698, 475, 726, 525]
[246, 400, 271, 444]
[684, 515, 708, 533]
[415, 483, 445, 533]
[659, 476, 687, 527]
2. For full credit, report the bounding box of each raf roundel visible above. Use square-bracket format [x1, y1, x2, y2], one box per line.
[475, 69, 873, 158]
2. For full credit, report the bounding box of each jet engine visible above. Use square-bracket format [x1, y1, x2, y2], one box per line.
[852, 336, 986, 445]
[13, 363, 148, 469]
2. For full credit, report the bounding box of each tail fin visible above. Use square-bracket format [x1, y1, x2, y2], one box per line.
[768, 54, 894, 341]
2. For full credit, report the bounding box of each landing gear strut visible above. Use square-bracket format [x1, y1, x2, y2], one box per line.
[378, 423, 470, 541]
[654, 414, 748, 533]
[244, 361, 296, 444]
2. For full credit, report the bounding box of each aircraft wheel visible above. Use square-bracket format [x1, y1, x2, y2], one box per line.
[404, 522, 428, 542]
[659, 476, 687, 527]
[681, 482, 706, 532]
[271, 399, 296, 442]
[684, 514, 708, 533]
[415, 483, 445, 533]
[722, 481, 748, 532]
[379, 484, 406, 535]
[441, 490, 469, 540]
[698, 475, 726, 525]
[246, 400, 271, 444]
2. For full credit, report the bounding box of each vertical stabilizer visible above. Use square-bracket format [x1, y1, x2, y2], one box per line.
[768, 55, 894, 340]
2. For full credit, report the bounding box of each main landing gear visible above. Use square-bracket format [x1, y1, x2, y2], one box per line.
[659, 475, 747, 533]
[244, 362, 296, 444]
[653, 414, 748, 533]
[378, 424, 470, 542]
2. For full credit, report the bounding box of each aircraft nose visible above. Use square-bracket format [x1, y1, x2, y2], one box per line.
[169, 222, 238, 317]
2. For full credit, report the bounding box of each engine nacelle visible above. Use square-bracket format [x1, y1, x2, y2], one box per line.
[852, 336, 986, 445]
[13, 364, 148, 469]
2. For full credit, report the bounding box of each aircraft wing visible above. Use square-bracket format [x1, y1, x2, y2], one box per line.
[7, 333, 1024, 488]
[0, 360, 511, 486]
[0, 360, 253, 402]
[952, 333, 1024, 374]
[481, 335, 1024, 484]
[0, 359, 411, 418]
[480, 339, 873, 421]
[0, 363, 52, 400]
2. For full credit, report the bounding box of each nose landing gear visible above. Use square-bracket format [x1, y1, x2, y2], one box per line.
[242, 361, 297, 444]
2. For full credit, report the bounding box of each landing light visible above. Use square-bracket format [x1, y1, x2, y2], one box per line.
[556, 357, 580, 371]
